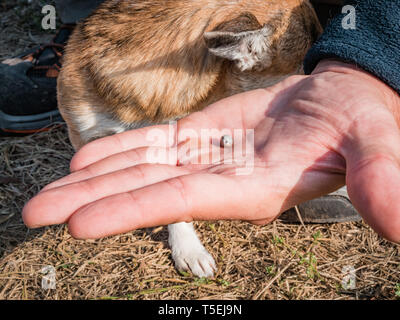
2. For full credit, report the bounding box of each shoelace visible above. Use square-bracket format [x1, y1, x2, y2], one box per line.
[24, 24, 75, 78]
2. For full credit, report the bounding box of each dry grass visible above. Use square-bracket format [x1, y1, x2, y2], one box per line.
[1, 0, 400, 300]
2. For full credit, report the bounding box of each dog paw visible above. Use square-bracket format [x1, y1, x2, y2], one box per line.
[171, 243, 216, 278]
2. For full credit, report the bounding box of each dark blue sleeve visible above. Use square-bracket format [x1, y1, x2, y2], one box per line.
[304, 0, 400, 94]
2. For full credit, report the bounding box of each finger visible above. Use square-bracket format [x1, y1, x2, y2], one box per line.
[67, 153, 347, 240]
[42, 146, 178, 191]
[66, 173, 280, 239]
[22, 164, 191, 228]
[184, 89, 272, 130]
[70, 124, 172, 171]
[45, 140, 224, 192]
[344, 110, 400, 242]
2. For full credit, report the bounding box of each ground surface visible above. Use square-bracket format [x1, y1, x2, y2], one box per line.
[1, 0, 399, 300]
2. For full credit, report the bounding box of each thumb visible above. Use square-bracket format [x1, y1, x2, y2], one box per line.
[344, 109, 400, 243]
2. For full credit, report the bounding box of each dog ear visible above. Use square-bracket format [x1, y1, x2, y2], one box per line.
[204, 12, 273, 71]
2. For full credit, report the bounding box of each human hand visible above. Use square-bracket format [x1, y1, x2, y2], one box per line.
[23, 60, 400, 242]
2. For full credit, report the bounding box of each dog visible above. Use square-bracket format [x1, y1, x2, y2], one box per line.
[57, 0, 322, 277]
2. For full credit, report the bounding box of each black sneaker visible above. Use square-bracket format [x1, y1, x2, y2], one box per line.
[0, 24, 75, 136]
[280, 187, 362, 224]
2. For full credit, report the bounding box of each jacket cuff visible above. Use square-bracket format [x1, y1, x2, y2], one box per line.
[304, 0, 400, 94]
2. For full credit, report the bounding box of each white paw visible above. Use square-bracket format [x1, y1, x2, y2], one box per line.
[168, 222, 216, 278]
[171, 242, 216, 278]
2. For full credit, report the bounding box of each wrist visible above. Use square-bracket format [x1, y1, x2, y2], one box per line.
[313, 59, 400, 126]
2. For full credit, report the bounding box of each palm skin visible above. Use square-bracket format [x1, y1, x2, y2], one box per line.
[23, 60, 400, 242]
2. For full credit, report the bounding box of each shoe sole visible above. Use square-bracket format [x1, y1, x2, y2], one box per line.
[0, 109, 64, 135]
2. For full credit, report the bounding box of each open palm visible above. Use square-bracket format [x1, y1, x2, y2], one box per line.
[23, 60, 400, 242]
